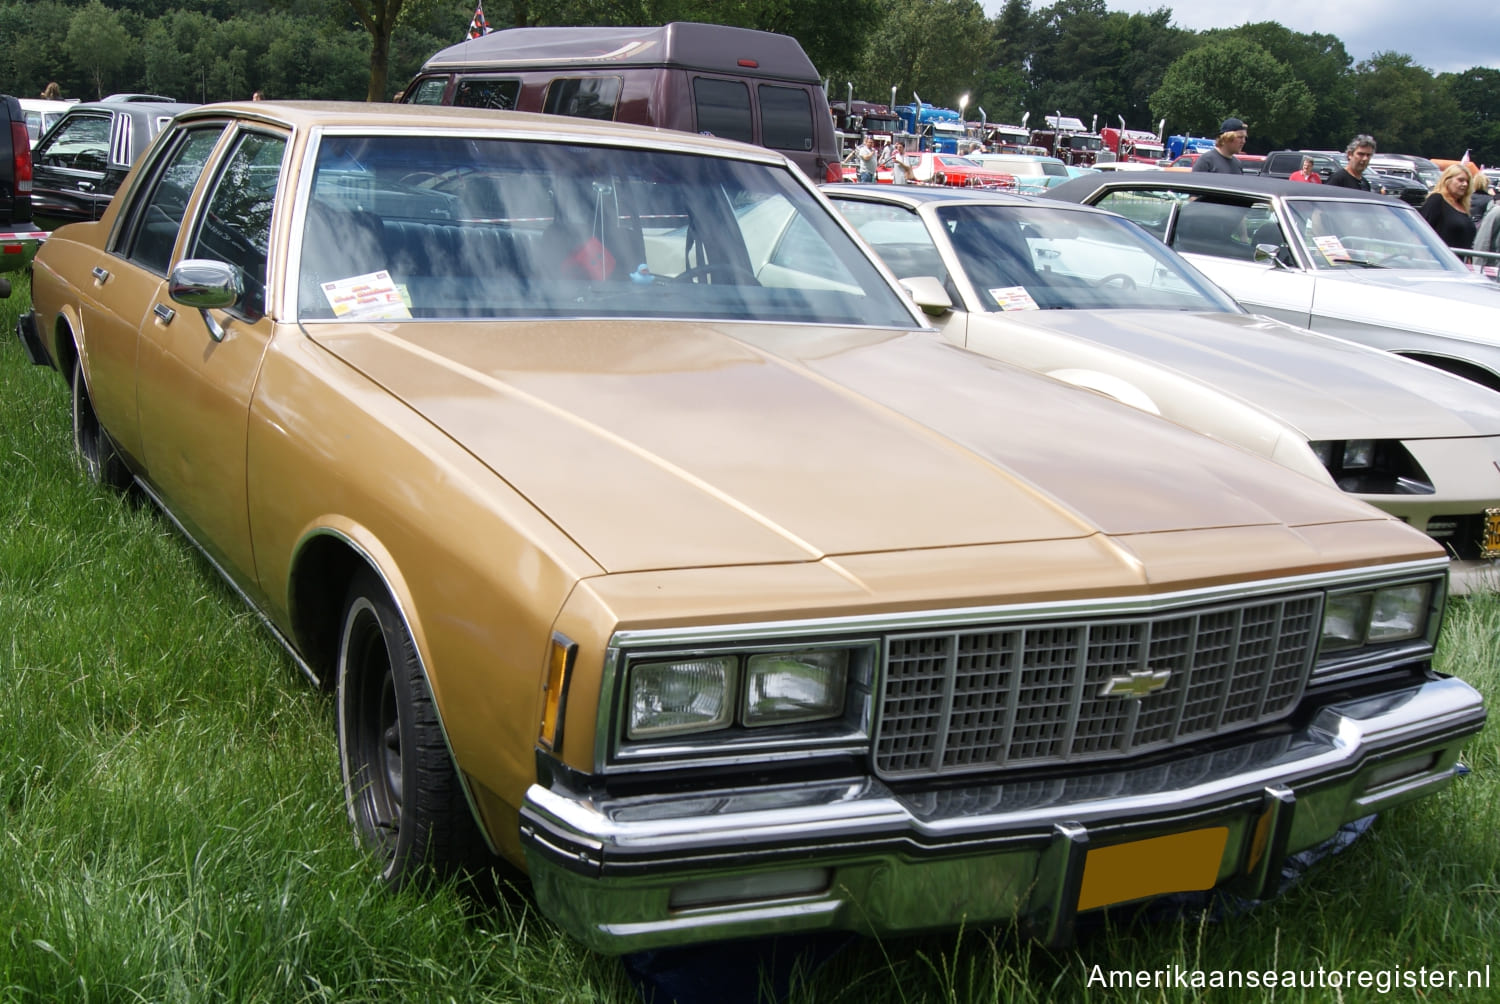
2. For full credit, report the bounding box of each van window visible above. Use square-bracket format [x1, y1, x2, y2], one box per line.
[693, 78, 753, 144]
[454, 78, 522, 111]
[406, 78, 449, 105]
[758, 84, 813, 153]
[543, 77, 622, 121]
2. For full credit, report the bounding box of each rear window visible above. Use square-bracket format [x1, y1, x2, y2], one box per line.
[693, 78, 753, 144]
[758, 84, 813, 152]
[542, 77, 621, 121]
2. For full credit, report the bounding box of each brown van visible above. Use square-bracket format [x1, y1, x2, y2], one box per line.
[402, 22, 841, 183]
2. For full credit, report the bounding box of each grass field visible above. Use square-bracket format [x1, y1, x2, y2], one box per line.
[2, 272, 1496, 1003]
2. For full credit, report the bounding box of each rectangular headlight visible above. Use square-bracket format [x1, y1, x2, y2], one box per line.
[1321, 582, 1432, 652]
[1367, 583, 1429, 643]
[1321, 591, 1372, 651]
[627, 656, 737, 739]
[743, 650, 848, 727]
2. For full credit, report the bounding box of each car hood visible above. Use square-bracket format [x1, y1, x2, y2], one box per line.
[310, 318, 1396, 574]
[970, 309, 1500, 440]
[1307, 269, 1500, 332]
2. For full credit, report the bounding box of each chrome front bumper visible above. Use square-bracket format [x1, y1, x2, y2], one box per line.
[520, 677, 1484, 954]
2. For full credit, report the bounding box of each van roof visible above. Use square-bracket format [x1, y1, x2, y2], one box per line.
[421, 21, 821, 84]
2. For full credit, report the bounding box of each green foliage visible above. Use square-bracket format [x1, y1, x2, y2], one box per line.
[66, 0, 131, 99]
[1353, 52, 1465, 159]
[1446, 67, 1500, 166]
[857, 0, 992, 116]
[1150, 36, 1315, 147]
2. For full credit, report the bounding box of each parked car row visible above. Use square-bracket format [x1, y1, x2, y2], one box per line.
[11, 98, 1490, 960]
[1046, 171, 1500, 389]
[826, 183, 1500, 594]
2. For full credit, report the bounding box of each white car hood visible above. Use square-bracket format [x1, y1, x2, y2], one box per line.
[966, 308, 1500, 441]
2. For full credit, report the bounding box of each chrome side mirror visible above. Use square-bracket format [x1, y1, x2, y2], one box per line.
[169, 259, 243, 342]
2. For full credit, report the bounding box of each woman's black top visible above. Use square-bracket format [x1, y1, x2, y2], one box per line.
[1420, 193, 1478, 248]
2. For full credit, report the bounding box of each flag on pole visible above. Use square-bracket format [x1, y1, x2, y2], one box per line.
[1460, 149, 1472, 165]
[467, 3, 492, 40]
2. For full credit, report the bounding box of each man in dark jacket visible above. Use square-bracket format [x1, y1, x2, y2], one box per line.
[1191, 118, 1247, 174]
[1326, 135, 1376, 190]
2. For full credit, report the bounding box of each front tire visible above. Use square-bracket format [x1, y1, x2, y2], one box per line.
[336, 569, 489, 886]
[71, 355, 131, 490]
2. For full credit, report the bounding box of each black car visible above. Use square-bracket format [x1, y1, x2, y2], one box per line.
[29, 96, 196, 232]
[1258, 150, 1339, 181]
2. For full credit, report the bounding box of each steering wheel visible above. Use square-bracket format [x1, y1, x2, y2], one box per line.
[1094, 272, 1137, 290]
[671, 262, 760, 285]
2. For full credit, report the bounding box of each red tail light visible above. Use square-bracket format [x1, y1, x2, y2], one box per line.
[823, 159, 842, 184]
[10, 122, 31, 193]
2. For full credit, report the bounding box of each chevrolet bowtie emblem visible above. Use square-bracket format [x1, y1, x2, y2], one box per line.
[1100, 668, 1172, 699]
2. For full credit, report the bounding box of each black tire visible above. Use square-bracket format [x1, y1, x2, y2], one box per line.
[71, 355, 131, 490]
[336, 568, 489, 886]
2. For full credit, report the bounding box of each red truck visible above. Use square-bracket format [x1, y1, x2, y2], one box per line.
[1100, 121, 1166, 164]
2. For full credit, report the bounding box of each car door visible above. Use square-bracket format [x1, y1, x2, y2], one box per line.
[31, 110, 116, 228]
[69, 122, 229, 468]
[134, 125, 289, 580]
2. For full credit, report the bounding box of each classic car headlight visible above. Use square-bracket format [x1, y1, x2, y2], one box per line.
[1320, 582, 1431, 653]
[628, 656, 738, 738]
[1307, 439, 1433, 495]
[622, 644, 865, 743]
[743, 650, 848, 727]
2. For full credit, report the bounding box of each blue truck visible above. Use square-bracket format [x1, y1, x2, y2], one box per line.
[895, 101, 966, 153]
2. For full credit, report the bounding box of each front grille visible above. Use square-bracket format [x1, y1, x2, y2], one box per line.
[873, 592, 1322, 779]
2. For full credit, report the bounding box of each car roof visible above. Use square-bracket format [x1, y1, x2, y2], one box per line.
[823, 182, 1104, 215]
[172, 100, 793, 162]
[61, 98, 198, 117]
[1045, 169, 1402, 205]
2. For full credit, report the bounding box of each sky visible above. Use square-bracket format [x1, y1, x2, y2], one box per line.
[994, 1, 1500, 75]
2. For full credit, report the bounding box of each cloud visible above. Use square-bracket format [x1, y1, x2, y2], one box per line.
[983, 1, 1499, 75]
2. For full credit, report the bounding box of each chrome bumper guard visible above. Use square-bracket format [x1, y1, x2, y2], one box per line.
[520, 677, 1484, 954]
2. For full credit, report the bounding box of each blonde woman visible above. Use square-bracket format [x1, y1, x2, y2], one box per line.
[1419, 164, 1477, 248]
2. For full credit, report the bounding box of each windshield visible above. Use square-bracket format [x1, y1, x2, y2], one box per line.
[1282, 197, 1471, 273]
[295, 135, 915, 326]
[838, 201, 1239, 313]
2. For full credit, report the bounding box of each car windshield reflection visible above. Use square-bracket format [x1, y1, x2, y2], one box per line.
[930, 205, 1241, 312]
[295, 135, 914, 327]
[1282, 198, 1468, 273]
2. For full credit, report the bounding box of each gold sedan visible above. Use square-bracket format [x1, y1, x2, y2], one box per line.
[18, 102, 1484, 954]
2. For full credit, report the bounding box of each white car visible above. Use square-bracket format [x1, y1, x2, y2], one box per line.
[827, 183, 1500, 592]
[18, 97, 74, 147]
[1047, 171, 1500, 391]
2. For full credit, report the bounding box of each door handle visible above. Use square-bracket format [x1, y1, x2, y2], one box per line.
[90, 266, 109, 284]
[152, 303, 175, 324]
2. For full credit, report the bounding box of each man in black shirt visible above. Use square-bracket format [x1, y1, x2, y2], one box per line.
[1326, 135, 1376, 190]
[1191, 118, 1247, 174]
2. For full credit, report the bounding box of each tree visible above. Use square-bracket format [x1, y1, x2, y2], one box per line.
[1350, 52, 1461, 157]
[67, 1, 132, 98]
[1150, 37, 1314, 148]
[1443, 67, 1500, 165]
[345, 0, 449, 102]
[857, 0, 992, 114]
[1212, 22, 1354, 149]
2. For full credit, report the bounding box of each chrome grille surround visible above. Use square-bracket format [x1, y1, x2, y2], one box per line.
[874, 592, 1323, 779]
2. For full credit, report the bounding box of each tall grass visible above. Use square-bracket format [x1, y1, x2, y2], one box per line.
[1, 274, 1495, 1003]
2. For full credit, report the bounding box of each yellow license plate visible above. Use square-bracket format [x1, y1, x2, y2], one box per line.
[1483, 508, 1500, 559]
[1077, 826, 1229, 912]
